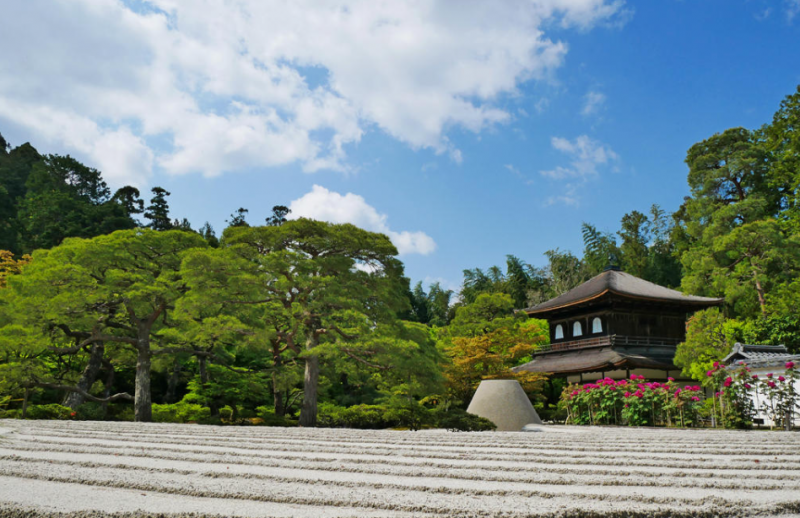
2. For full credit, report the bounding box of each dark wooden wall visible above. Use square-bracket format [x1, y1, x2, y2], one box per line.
[546, 299, 689, 343]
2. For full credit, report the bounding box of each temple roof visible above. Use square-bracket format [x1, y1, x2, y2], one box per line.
[523, 268, 722, 316]
[512, 347, 675, 375]
[723, 343, 800, 368]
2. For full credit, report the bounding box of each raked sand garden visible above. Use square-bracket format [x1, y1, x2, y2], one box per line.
[1, 420, 800, 517]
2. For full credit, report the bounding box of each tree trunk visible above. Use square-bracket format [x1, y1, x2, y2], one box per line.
[198, 355, 219, 416]
[21, 387, 29, 419]
[134, 340, 152, 422]
[199, 355, 208, 384]
[63, 343, 105, 409]
[753, 270, 768, 317]
[101, 359, 115, 419]
[299, 353, 319, 427]
[165, 360, 181, 404]
[273, 372, 285, 416]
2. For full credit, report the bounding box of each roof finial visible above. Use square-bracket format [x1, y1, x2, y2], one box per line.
[604, 252, 621, 272]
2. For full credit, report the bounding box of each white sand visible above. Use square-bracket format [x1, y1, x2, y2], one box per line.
[2, 419, 800, 517]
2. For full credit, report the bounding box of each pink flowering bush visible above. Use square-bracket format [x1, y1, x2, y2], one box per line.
[704, 361, 755, 429]
[753, 361, 798, 430]
[560, 375, 703, 427]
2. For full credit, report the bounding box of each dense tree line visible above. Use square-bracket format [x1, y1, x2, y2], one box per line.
[1, 84, 799, 426]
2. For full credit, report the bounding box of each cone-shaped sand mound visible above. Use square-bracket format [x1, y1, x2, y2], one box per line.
[467, 379, 542, 431]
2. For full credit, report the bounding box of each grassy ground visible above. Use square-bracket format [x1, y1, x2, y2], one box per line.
[1, 420, 800, 517]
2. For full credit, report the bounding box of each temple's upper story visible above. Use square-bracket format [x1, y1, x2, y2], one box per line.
[514, 267, 722, 380]
[523, 266, 722, 346]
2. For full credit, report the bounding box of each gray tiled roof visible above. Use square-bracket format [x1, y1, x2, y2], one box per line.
[524, 269, 723, 315]
[724, 343, 800, 367]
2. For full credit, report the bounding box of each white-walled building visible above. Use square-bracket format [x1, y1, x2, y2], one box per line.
[724, 343, 800, 428]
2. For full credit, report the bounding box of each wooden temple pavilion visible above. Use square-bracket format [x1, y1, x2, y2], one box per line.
[513, 266, 722, 383]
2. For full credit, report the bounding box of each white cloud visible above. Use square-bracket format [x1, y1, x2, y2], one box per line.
[787, 0, 800, 21]
[545, 194, 580, 207]
[581, 90, 606, 116]
[505, 164, 535, 185]
[540, 135, 618, 179]
[0, 0, 628, 187]
[288, 185, 436, 255]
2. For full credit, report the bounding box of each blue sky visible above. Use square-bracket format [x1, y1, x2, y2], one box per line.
[1, 0, 799, 292]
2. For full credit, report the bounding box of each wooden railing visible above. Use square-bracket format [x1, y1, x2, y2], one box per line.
[535, 335, 681, 354]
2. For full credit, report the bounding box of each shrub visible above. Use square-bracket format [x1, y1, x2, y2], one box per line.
[536, 404, 566, 423]
[317, 403, 394, 429]
[381, 394, 434, 431]
[561, 375, 705, 427]
[110, 406, 134, 422]
[435, 408, 496, 432]
[24, 404, 73, 420]
[255, 406, 298, 427]
[152, 402, 211, 423]
[75, 402, 106, 421]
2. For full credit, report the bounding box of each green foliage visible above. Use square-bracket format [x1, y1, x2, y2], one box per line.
[144, 187, 173, 231]
[184, 366, 270, 418]
[74, 402, 106, 421]
[675, 308, 756, 381]
[434, 407, 496, 432]
[440, 293, 548, 404]
[582, 223, 620, 274]
[561, 376, 705, 427]
[1, 228, 208, 421]
[24, 404, 73, 420]
[317, 403, 394, 429]
[255, 406, 298, 426]
[5, 85, 800, 430]
[151, 401, 211, 423]
[705, 363, 756, 429]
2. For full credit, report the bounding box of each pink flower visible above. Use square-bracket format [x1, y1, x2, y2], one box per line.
[675, 388, 682, 395]
[707, 370, 714, 377]
[630, 374, 637, 381]
[691, 396, 700, 402]
[744, 383, 752, 389]
[767, 373, 773, 379]
[624, 404, 629, 408]
[667, 377, 675, 382]
[723, 377, 732, 387]
[779, 376, 786, 382]
[786, 361, 795, 369]
[624, 392, 631, 398]
[609, 386, 616, 391]
[713, 361, 720, 368]
[768, 381, 776, 389]
[752, 375, 759, 380]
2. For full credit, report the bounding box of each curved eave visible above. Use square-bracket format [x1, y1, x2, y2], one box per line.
[512, 347, 677, 376]
[523, 289, 723, 317]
